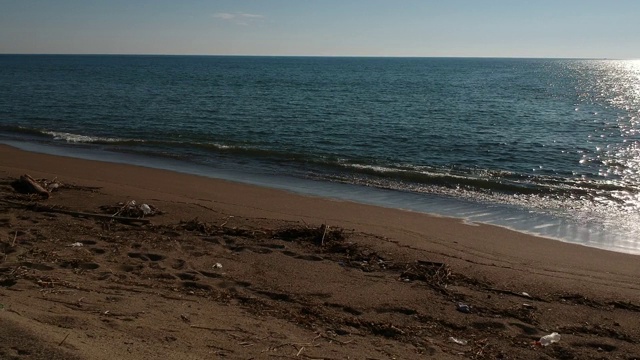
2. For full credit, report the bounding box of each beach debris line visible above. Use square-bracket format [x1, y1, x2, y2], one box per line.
[400, 260, 451, 289]
[7, 175, 102, 201]
[171, 218, 457, 289]
[179, 217, 259, 237]
[0, 200, 151, 225]
[272, 223, 346, 246]
[100, 200, 162, 218]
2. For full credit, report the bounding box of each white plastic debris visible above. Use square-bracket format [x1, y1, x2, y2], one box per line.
[140, 204, 152, 215]
[522, 292, 531, 298]
[70, 242, 83, 247]
[456, 302, 471, 313]
[449, 337, 468, 345]
[213, 263, 223, 269]
[538, 332, 561, 346]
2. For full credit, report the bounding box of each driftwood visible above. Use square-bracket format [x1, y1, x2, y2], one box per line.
[0, 200, 149, 225]
[12, 174, 50, 198]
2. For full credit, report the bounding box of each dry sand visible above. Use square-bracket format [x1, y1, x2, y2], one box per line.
[0, 144, 639, 359]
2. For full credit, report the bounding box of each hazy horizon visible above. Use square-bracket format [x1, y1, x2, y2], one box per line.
[0, 54, 629, 60]
[1, 0, 639, 59]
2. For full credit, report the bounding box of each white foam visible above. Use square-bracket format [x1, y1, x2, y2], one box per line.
[44, 131, 125, 143]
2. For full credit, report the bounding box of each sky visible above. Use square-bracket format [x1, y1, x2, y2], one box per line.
[1, 0, 639, 58]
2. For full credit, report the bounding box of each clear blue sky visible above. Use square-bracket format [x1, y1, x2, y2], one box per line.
[1, 0, 638, 58]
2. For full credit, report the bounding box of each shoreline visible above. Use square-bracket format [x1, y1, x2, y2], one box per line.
[0, 143, 638, 277]
[0, 144, 637, 264]
[1, 143, 640, 359]
[3, 140, 638, 256]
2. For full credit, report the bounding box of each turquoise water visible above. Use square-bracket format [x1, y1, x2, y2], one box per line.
[1, 55, 639, 254]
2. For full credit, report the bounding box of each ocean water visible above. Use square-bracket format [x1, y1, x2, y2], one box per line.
[1, 55, 639, 254]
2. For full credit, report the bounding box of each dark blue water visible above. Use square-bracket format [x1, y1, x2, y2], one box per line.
[1, 55, 640, 254]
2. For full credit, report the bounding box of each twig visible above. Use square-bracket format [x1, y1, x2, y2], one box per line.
[321, 334, 353, 345]
[321, 224, 328, 246]
[58, 333, 70, 346]
[296, 346, 305, 356]
[11, 231, 17, 247]
[112, 202, 128, 217]
[220, 216, 233, 228]
[486, 287, 538, 300]
[190, 325, 240, 332]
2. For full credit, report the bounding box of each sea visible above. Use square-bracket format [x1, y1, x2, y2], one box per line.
[1, 55, 639, 255]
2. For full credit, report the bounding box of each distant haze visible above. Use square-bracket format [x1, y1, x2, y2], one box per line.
[1, 0, 638, 58]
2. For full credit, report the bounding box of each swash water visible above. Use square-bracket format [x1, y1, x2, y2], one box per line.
[1, 55, 639, 254]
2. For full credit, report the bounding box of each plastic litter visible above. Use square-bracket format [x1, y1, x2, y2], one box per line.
[140, 204, 152, 215]
[537, 332, 561, 346]
[213, 263, 223, 269]
[522, 292, 531, 298]
[449, 337, 468, 345]
[101, 200, 160, 218]
[70, 242, 83, 247]
[456, 302, 471, 313]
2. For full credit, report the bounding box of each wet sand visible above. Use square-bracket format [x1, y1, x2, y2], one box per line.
[1, 144, 639, 359]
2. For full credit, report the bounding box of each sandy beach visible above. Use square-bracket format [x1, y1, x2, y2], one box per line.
[1, 144, 639, 359]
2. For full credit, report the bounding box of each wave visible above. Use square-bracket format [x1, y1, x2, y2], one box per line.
[331, 161, 639, 199]
[43, 131, 135, 144]
[0, 125, 135, 144]
[2, 125, 637, 201]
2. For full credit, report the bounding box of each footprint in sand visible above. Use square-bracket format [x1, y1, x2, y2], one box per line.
[198, 270, 223, 279]
[280, 250, 323, 261]
[182, 281, 212, 291]
[59, 261, 100, 270]
[171, 259, 186, 270]
[249, 247, 272, 254]
[176, 272, 199, 281]
[87, 247, 105, 254]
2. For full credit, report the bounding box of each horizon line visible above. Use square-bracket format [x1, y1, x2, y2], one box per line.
[0, 53, 626, 60]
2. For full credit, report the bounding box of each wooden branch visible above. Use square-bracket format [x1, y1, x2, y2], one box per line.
[19, 174, 50, 198]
